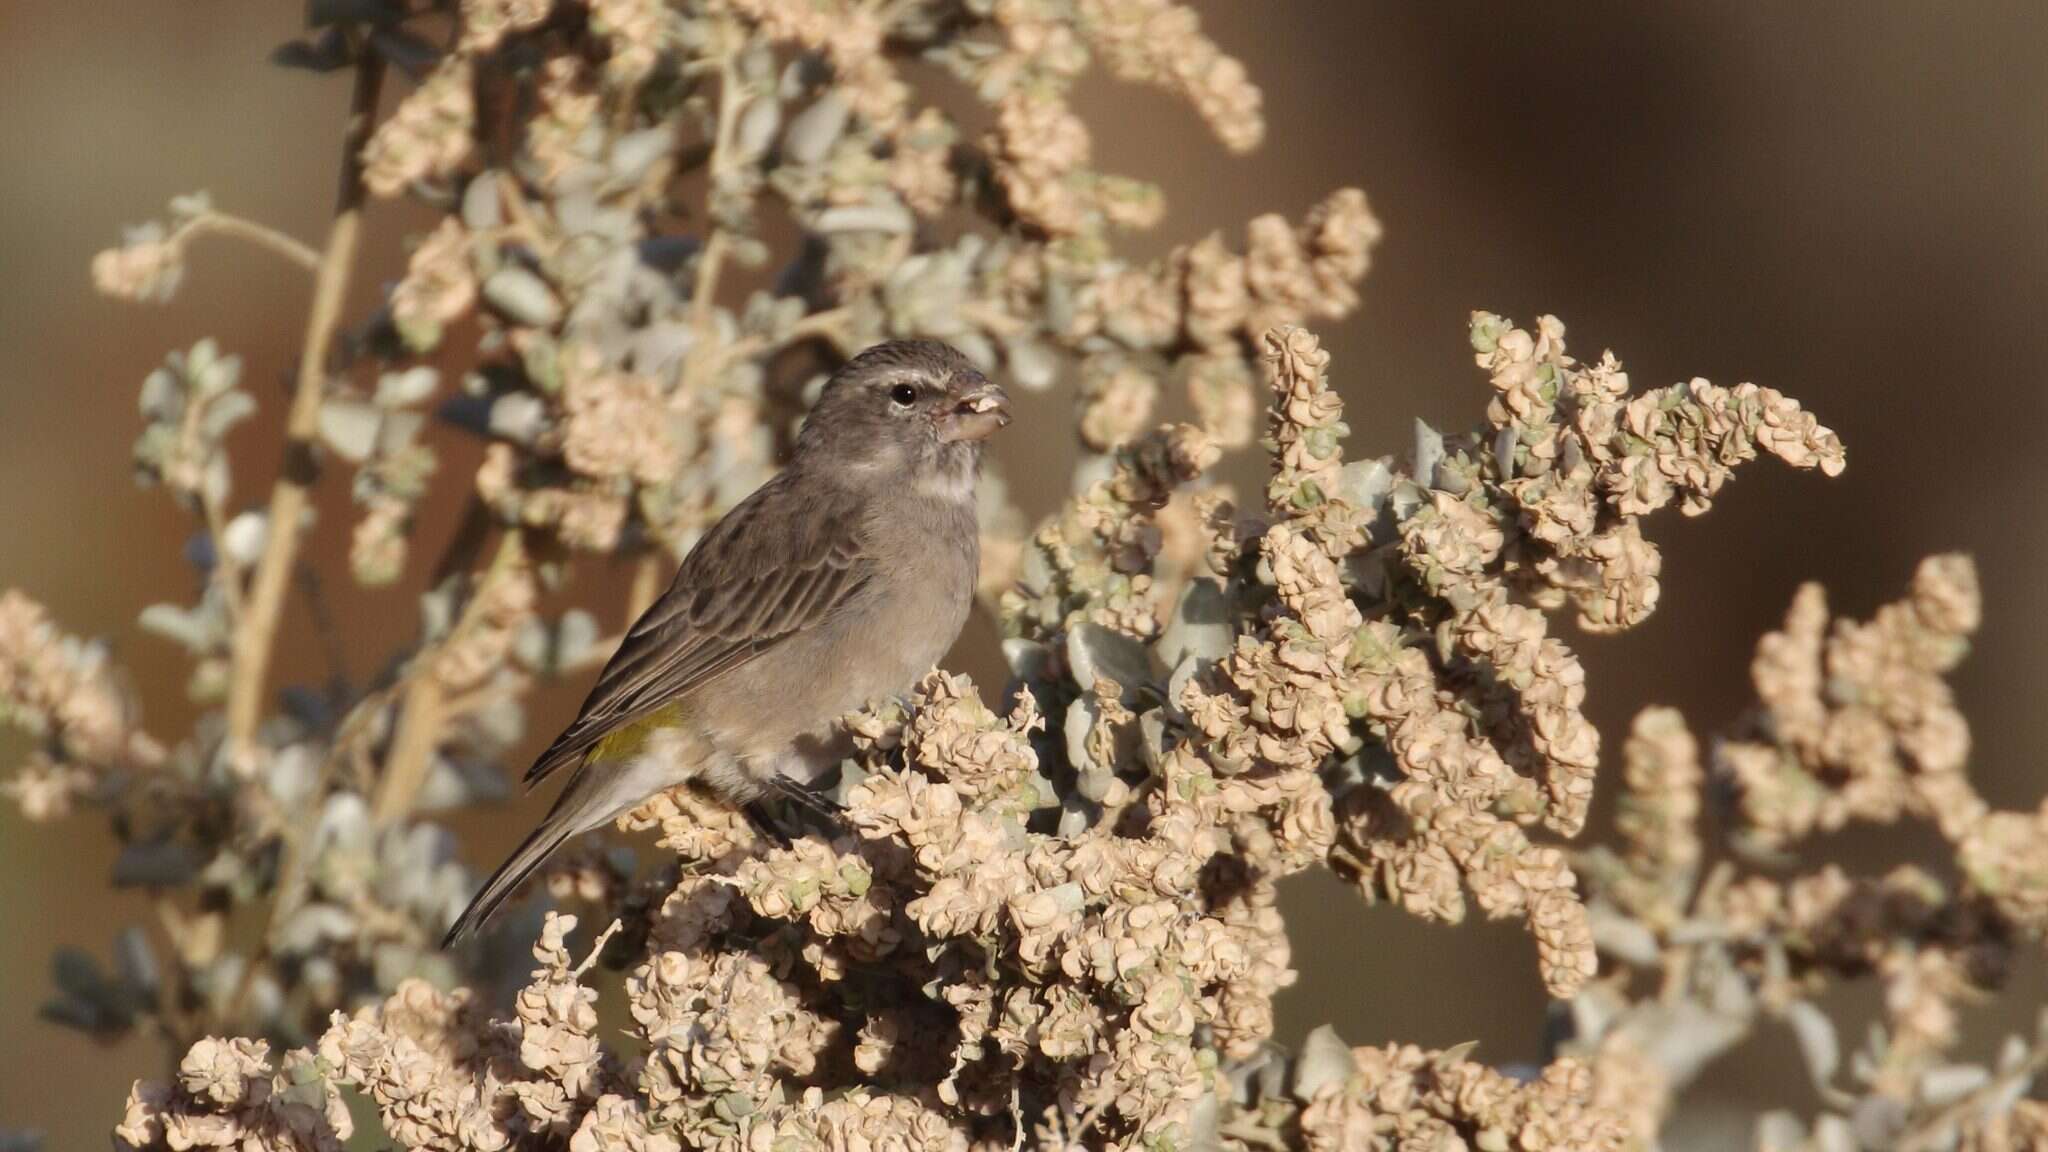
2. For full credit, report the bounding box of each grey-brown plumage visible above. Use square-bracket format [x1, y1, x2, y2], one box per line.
[444, 341, 1009, 945]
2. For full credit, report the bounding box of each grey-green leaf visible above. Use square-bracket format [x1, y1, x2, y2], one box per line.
[137, 603, 214, 652]
[815, 200, 914, 235]
[375, 366, 439, 408]
[317, 400, 382, 463]
[483, 266, 562, 327]
[1783, 999, 1839, 1092]
[1413, 418, 1443, 489]
[1292, 1024, 1355, 1100]
[1336, 457, 1392, 513]
[201, 390, 258, 439]
[784, 93, 849, 164]
[1158, 578, 1231, 672]
[1067, 622, 1152, 698]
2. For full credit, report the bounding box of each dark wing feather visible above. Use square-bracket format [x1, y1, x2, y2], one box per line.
[522, 471, 870, 789]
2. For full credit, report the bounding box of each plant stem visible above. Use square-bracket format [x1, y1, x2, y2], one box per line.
[373, 530, 527, 822]
[146, 897, 197, 1059]
[1897, 1044, 2048, 1152]
[677, 52, 742, 395]
[225, 51, 387, 764]
[629, 550, 665, 619]
[376, 670, 449, 824]
[692, 232, 729, 338]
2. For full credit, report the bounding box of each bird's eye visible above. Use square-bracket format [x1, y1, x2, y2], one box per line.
[889, 383, 918, 407]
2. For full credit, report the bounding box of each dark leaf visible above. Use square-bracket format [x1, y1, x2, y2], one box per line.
[306, 0, 403, 28]
[371, 27, 443, 79]
[50, 948, 108, 1000]
[270, 27, 352, 72]
[183, 530, 218, 572]
[38, 995, 122, 1035]
[111, 839, 201, 888]
[113, 927, 160, 997]
[42, 948, 138, 1036]
[435, 392, 494, 438]
[638, 235, 702, 275]
[280, 686, 335, 729]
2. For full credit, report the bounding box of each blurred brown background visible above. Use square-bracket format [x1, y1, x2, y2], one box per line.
[5, 2, 2047, 1144]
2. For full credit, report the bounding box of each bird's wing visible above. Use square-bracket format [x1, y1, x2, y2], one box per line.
[522, 471, 871, 789]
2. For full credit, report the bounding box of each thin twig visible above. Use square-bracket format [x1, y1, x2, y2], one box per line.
[198, 478, 247, 624]
[494, 171, 557, 260]
[691, 232, 729, 339]
[708, 306, 855, 378]
[1219, 1120, 1289, 1151]
[295, 564, 351, 696]
[225, 50, 388, 765]
[573, 919, 625, 978]
[1663, 859, 1735, 1004]
[174, 212, 323, 273]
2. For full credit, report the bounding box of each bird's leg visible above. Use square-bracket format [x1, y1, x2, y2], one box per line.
[740, 800, 795, 848]
[767, 773, 845, 824]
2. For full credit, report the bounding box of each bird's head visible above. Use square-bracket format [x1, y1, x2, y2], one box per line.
[797, 340, 1011, 500]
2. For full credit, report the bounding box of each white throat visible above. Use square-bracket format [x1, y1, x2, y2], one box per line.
[916, 447, 979, 503]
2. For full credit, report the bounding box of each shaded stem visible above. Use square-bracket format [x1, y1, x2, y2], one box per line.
[629, 550, 666, 619]
[677, 51, 743, 396]
[225, 51, 387, 762]
[146, 897, 198, 1061]
[261, 497, 492, 944]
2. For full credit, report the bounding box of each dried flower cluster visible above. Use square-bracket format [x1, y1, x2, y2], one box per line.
[8, 2, 2046, 1151]
[1570, 554, 2048, 1151]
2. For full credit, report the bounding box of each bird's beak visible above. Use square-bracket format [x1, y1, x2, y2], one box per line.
[936, 378, 1011, 443]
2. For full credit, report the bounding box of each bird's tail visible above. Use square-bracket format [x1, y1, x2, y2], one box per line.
[442, 814, 574, 948]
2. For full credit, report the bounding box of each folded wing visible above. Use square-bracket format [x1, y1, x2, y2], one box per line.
[521, 470, 871, 790]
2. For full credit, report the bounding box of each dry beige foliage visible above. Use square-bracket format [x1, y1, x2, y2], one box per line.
[10, 3, 2044, 1152]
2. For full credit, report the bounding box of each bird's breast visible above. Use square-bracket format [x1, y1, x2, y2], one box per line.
[695, 496, 977, 760]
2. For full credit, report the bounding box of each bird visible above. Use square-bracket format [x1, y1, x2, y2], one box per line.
[443, 340, 1010, 946]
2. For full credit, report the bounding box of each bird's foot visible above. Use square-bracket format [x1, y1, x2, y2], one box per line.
[768, 774, 845, 821]
[740, 800, 796, 849]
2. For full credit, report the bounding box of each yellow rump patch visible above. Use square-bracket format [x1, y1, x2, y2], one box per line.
[589, 700, 690, 763]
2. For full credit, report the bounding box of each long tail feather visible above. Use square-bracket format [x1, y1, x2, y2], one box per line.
[443, 817, 573, 947]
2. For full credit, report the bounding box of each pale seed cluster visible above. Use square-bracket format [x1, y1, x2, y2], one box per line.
[0, 590, 161, 820]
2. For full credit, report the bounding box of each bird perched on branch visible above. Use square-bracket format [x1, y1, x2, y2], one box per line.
[444, 340, 1010, 945]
